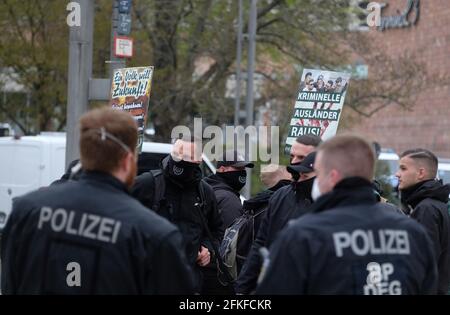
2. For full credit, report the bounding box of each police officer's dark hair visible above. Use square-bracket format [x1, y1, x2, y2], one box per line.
[79, 107, 137, 173]
[295, 135, 322, 147]
[318, 135, 375, 181]
[400, 148, 438, 179]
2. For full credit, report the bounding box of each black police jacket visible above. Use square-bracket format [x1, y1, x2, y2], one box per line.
[1, 171, 195, 295]
[235, 180, 312, 294]
[401, 179, 450, 294]
[256, 177, 438, 295]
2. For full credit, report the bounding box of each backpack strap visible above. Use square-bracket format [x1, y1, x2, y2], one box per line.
[149, 169, 165, 212]
[195, 182, 235, 285]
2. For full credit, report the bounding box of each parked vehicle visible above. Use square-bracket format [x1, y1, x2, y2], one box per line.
[437, 158, 450, 185]
[376, 148, 400, 188]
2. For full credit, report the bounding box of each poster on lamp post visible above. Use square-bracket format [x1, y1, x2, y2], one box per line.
[110, 66, 154, 152]
[285, 68, 351, 154]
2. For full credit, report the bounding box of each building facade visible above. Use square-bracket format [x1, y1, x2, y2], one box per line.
[345, 0, 450, 158]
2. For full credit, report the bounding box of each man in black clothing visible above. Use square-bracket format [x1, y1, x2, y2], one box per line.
[235, 151, 317, 294]
[204, 150, 254, 230]
[131, 137, 223, 293]
[1, 108, 195, 294]
[202, 150, 253, 294]
[243, 164, 292, 236]
[289, 134, 321, 165]
[256, 136, 438, 295]
[396, 148, 450, 294]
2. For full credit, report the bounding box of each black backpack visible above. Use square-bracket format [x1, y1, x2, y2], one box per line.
[219, 206, 267, 280]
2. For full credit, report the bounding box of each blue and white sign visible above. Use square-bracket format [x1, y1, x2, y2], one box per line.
[118, 0, 132, 14]
[118, 14, 132, 35]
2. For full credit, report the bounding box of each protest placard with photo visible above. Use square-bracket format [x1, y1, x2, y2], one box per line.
[110, 66, 154, 152]
[285, 68, 351, 153]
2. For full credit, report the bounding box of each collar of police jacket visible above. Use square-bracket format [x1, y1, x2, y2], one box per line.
[309, 177, 377, 214]
[80, 171, 129, 193]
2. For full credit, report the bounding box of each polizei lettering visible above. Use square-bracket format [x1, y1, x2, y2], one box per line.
[332, 229, 410, 257]
[38, 207, 122, 244]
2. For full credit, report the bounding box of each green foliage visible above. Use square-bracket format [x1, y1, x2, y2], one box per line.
[0, 0, 69, 133]
[0, 0, 432, 142]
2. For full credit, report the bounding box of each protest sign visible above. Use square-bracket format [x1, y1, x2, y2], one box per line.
[285, 69, 351, 153]
[110, 66, 154, 152]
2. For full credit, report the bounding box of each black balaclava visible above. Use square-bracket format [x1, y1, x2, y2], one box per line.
[217, 170, 247, 192]
[167, 155, 202, 185]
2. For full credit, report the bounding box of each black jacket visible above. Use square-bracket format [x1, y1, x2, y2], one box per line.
[256, 177, 438, 295]
[204, 174, 243, 230]
[1, 171, 195, 294]
[241, 180, 292, 236]
[235, 180, 312, 294]
[401, 179, 450, 294]
[131, 156, 223, 286]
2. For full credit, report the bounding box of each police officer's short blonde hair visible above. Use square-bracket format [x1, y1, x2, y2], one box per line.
[318, 135, 375, 181]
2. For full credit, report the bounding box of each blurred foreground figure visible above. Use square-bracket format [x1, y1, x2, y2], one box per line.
[1, 108, 195, 294]
[257, 135, 438, 295]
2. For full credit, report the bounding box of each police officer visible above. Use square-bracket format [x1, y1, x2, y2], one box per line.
[1, 108, 195, 294]
[235, 151, 318, 294]
[131, 136, 223, 293]
[256, 135, 438, 295]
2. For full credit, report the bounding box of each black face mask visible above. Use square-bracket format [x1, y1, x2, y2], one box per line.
[293, 176, 315, 200]
[167, 156, 202, 184]
[217, 170, 247, 192]
[289, 162, 302, 181]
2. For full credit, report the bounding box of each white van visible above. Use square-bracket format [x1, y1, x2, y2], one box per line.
[437, 159, 450, 185]
[0, 133, 216, 231]
[0, 133, 66, 230]
[376, 148, 400, 188]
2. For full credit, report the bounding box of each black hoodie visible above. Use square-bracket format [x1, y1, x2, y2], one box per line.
[204, 174, 244, 231]
[401, 179, 450, 294]
[131, 156, 223, 291]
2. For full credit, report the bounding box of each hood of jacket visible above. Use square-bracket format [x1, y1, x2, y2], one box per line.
[401, 179, 450, 209]
[204, 174, 239, 195]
